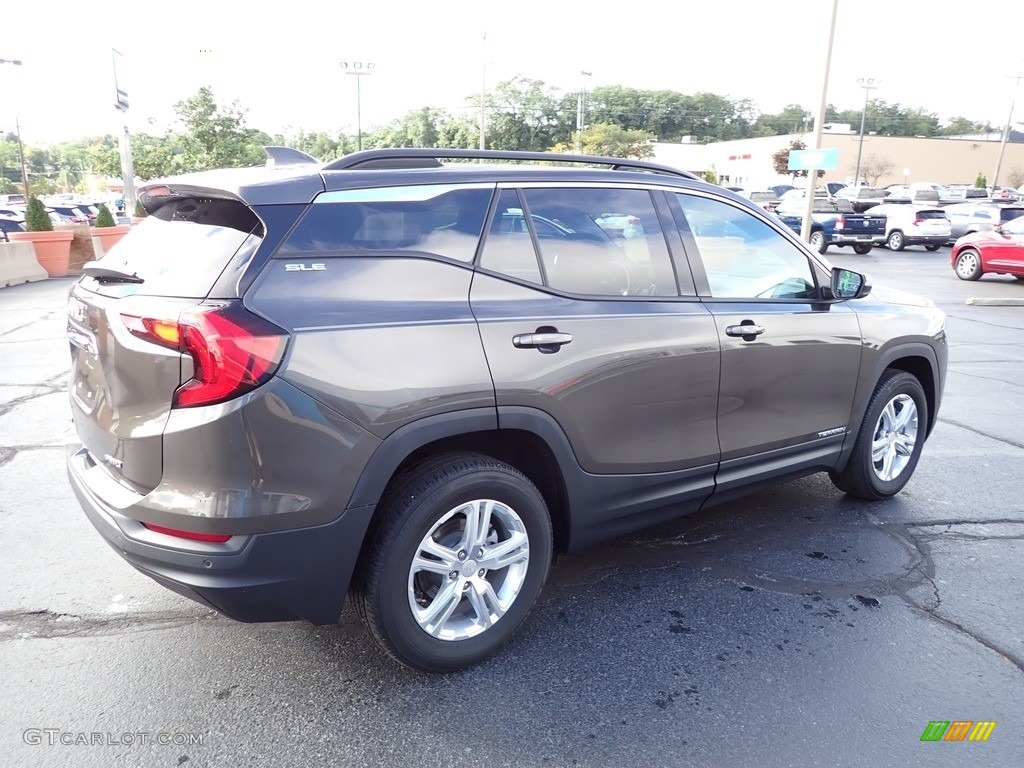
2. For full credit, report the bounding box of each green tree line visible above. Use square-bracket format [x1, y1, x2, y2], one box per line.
[0, 81, 997, 193]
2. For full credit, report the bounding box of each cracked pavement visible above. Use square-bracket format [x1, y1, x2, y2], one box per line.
[1, 254, 1022, 768]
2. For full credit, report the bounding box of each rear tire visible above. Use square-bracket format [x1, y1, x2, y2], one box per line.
[852, 243, 873, 255]
[809, 230, 827, 254]
[353, 452, 553, 673]
[830, 370, 928, 500]
[925, 244, 941, 252]
[954, 248, 983, 281]
[887, 230, 905, 251]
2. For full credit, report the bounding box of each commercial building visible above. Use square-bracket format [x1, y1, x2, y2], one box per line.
[652, 130, 1024, 191]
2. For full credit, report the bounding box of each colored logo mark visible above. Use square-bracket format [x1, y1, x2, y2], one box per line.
[920, 721, 996, 742]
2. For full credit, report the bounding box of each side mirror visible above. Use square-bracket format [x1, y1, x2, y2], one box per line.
[830, 266, 871, 299]
[993, 224, 1004, 235]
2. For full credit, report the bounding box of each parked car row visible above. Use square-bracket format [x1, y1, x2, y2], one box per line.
[0, 197, 114, 236]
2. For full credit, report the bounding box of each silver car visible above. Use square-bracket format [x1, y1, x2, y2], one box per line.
[945, 203, 1024, 241]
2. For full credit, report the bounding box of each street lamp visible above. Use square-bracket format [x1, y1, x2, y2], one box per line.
[340, 60, 374, 152]
[0, 57, 30, 198]
[575, 70, 592, 153]
[853, 77, 879, 187]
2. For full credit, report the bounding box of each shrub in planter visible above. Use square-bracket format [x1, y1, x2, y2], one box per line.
[134, 199, 146, 218]
[95, 203, 117, 228]
[10, 196, 73, 276]
[25, 197, 54, 231]
[93, 202, 132, 254]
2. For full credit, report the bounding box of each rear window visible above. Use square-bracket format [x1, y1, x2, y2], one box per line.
[1001, 208, 1024, 224]
[277, 184, 493, 263]
[86, 197, 263, 298]
[916, 211, 948, 220]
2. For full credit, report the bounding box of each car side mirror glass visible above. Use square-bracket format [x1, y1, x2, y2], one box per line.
[993, 224, 1003, 235]
[831, 267, 871, 299]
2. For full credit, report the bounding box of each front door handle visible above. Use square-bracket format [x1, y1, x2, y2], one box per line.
[512, 332, 573, 351]
[725, 322, 765, 341]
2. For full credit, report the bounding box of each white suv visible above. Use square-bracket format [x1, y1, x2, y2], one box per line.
[870, 204, 951, 251]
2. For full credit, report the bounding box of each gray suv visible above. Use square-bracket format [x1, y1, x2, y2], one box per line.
[66, 148, 948, 672]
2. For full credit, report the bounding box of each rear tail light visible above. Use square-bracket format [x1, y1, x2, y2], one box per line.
[835, 216, 845, 230]
[143, 523, 231, 543]
[122, 303, 288, 408]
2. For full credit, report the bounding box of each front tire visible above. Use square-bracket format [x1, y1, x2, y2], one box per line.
[852, 243, 873, 255]
[353, 453, 553, 672]
[925, 244, 941, 252]
[830, 370, 928, 500]
[954, 248, 983, 281]
[887, 230, 905, 251]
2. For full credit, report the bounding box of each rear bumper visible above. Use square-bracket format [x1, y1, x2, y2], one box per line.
[68, 446, 374, 625]
[832, 233, 886, 244]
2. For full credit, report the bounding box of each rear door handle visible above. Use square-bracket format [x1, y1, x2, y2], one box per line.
[725, 322, 765, 341]
[512, 332, 573, 350]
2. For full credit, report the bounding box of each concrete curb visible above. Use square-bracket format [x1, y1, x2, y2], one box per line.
[966, 298, 1024, 306]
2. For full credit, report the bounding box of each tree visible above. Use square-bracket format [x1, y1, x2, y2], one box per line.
[974, 172, 987, 188]
[366, 107, 448, 149]
[1006, 166, 1024, 189]
[858, 154, 895, 185]
[171, 86, 268, 171]
[550, 123, 654, 159]
[940, 116, 994, 136]
[772, 140, 824, 182]
[474, 77, 572, 151]
[754, 104, 813, 136]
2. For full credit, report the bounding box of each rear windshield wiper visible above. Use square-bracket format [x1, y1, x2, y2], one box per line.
[83, 262, 145, 284]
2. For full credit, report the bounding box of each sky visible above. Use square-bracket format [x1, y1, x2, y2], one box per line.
[2, 0, 1022, 146]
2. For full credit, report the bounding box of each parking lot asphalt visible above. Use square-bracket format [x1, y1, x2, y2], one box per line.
[1, 247, 1022, 768]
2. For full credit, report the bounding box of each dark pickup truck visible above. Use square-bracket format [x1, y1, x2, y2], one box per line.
[775, 197, 888, 254]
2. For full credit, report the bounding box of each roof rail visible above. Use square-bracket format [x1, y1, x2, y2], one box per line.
[321, 148, 699, 179]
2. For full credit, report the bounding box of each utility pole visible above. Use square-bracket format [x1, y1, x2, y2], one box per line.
[992, 73, 1022, 190]
[0, 58, 29, 197]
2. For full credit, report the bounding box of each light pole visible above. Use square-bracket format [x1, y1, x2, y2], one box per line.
[992, 73, 1022, 190]
[853, 77, 879, 187]
[799, 0, 839, 243]
[480, 32, 487, 151]
[340, 60, 374, 152]
[112, 49, 136, 217]
[0, 57, 30, 198]
[575, 70, 592, 153]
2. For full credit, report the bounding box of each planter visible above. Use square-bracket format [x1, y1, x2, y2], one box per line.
[94, 225, 133, 254]
[8, 230, 74, 277]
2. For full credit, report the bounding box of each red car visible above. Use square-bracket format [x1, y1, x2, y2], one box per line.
[951, 215, 1024, 281]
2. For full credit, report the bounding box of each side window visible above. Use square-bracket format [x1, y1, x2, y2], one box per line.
[676, 193, 817, 300]
[520, 188, 677, 297]
[277, 185, 492, 262]
[478, 190, 544, 284]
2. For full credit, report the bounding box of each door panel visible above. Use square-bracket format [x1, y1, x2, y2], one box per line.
[472, 274, 721, 474]
[670, 192, 863, 463]
[707, 301, 861, 461]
